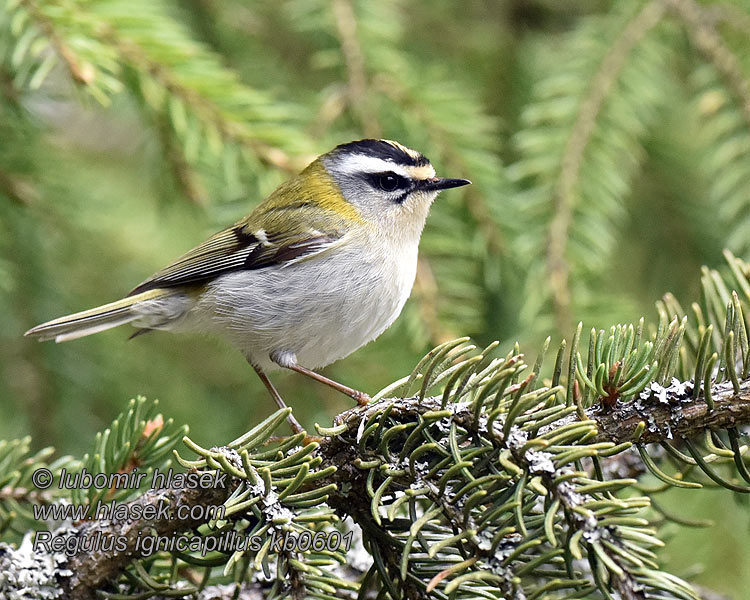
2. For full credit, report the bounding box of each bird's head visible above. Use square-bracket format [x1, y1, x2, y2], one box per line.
[314, 139, 471, 241]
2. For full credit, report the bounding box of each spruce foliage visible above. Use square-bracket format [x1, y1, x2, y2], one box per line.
[3, 0, 750, 598]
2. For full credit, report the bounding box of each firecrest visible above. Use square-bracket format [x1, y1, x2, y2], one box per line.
[25, 139, 471, 432]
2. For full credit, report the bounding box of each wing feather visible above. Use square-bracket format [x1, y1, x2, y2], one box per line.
[129, 224, 342, 295]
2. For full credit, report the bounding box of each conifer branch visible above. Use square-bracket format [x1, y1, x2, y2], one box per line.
[331, 0, 380, 139]
[44, 370, 750, 599]
[4, 0, 311, 176]
[324, 379, 750, 462]
[93, 23, 300, 173]
[18, 0, 95, 86]
[153, 112, 209, 206]
[547, 0, 666, 333]
[666, 0, 750, 125]
[586, 378, 750, 445]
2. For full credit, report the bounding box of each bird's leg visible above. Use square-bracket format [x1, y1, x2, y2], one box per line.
[250, 362, 305, 435]
[287, 364, 370, 406]
[269, 351, 370, 406]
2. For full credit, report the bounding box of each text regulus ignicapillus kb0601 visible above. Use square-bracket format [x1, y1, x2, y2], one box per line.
[25, 139, 471, 433]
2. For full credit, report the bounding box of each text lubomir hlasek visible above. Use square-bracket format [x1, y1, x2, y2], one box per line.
[55, 467, 226, 490]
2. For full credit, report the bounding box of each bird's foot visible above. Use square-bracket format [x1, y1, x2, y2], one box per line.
[353, 390, 371, 406]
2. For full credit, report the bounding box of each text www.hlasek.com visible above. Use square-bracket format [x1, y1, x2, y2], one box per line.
[32, 499, 225, 522]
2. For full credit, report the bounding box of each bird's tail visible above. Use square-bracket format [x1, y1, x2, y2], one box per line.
[24, 289, 174, 343]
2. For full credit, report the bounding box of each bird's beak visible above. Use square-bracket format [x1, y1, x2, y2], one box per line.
[419, 177, 472, 192]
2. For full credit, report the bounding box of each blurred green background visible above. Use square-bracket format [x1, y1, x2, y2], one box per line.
[2, 0, 750, 596]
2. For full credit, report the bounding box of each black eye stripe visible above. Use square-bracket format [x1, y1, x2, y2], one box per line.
[365, 172, 411, 193]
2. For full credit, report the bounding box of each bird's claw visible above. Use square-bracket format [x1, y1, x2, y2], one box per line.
[354, 391, 371, 406]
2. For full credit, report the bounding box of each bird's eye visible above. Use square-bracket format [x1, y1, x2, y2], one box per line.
[378, 173, 401, 192]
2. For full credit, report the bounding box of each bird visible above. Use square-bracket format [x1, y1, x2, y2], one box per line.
[25, 139, 471, 433]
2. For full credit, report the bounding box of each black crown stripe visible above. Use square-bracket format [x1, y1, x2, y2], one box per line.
[331, 139, 430, 167]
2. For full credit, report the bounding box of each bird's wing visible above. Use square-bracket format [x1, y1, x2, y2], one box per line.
[128, 220, 344, 296]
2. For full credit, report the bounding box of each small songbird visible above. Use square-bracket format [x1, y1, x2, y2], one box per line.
[25, 139, 470, 432]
